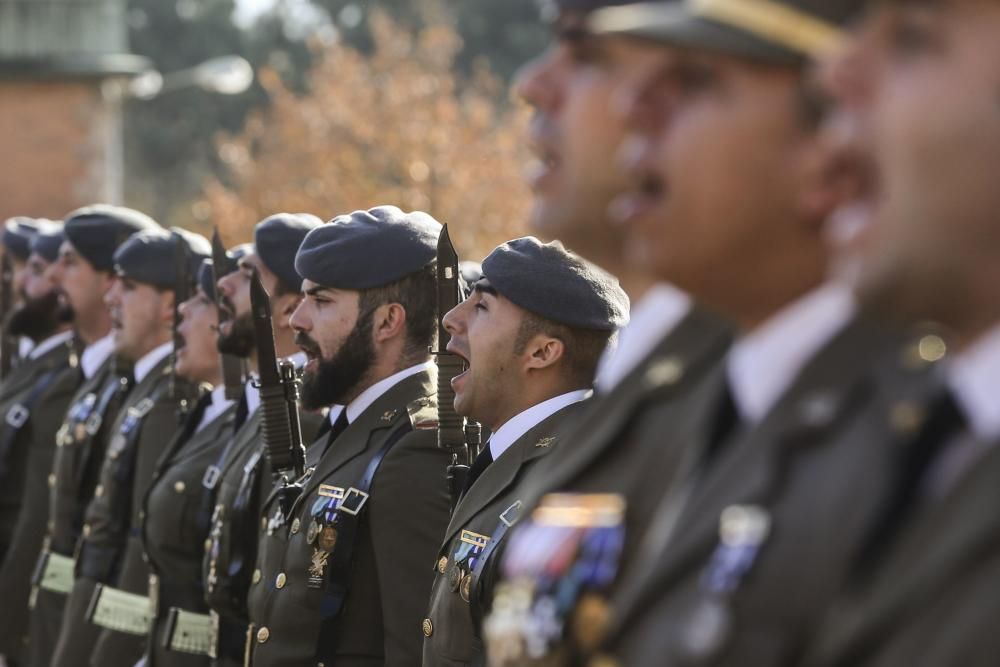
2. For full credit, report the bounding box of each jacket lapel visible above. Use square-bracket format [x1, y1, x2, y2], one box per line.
[813, 439, 1000, 664]
[303, 370, 435, 496]
[615, 318, 891, 626]
[442, 403, 582, 545]
[526, 308, 732, 508]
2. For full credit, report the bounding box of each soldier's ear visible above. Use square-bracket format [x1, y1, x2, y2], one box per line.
[372, 302, 407, 344]
[523, 335, 565, 373]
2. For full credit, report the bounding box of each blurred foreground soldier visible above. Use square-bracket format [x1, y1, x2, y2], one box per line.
[203, 215, 323, 667]
[517, 0, 721, 396]
[245, 206, 451, 666]
[53, 229, 209, 667]
[1, 218, 45, 373]
[140, 260, 237, 667]
[483, 0, 938, 664]
[423, 237, 627, 666]
[28, 205, 160, 667]
[799, 2, 1000, 665]
[0, 226, 78, 666]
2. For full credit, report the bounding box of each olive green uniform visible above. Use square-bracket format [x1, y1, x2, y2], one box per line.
[245, 369, 451, 666]
[0, 337, 80, 662]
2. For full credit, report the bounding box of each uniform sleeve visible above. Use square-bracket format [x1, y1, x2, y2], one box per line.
[368, 430, 451, 664]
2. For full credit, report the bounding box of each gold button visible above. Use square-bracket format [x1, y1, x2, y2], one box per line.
[256, 626, 269, 643]
[918, 335, 947, 363]
[275, 572, 286, 589]
[204, 538, 212, 553]
[290, 518, 300, 534]
[47, 474, 56, 488]
[422, 618, 433, 637]
[94, 484, 104, 498]
[174, 481, 186, 493]
[82, 524, 91, 537]
[644, 356, 684, 387]
[261, 517, 267, 530]
[252, 569, 262, 584]
[437, 556, 448, 574]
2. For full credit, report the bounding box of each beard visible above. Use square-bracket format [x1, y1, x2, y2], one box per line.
[298, 310, 375, 411]
[5, 290, 68, 341]
[217, 310, 255, 358]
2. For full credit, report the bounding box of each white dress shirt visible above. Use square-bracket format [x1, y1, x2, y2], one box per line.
[28, 330, 74, 360]
[345, 361, 433, 424]
[134, 342, 173, 384]
[488, 389, 591, 460]
[81, 333, 115, 379]
[18, 337, 33, 359]
[727, 283, 856, 425]
[196, 385, 236, 434]
[595, 283, 691, 394]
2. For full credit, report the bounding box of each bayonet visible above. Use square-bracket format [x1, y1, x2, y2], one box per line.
[171, 232, 193, 407]
[249, 269, 306, 513]
[435, 225, 480, 508]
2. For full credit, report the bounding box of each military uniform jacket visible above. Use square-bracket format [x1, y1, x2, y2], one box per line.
[484, 308, 732, 665]
[803, 428, 1000, 665]
[0, 336, 81, 659]
[28, 356, 129, 667]
[82, 355, 192, 667]
[246, 369, 451, 666]
[602, 319, 939, 667]
[423, 402, 585, 667]
[203, 405, 323, 664]
[142, 397, 237, 667]
[0, 335, 76, 556]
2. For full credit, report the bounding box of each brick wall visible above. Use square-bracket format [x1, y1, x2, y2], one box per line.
[0, 79, 122, 220]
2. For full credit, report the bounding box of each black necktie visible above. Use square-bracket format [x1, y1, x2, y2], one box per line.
[464, 445, 494, 493]
[322, 410, 350, 456]
[701, 380, 743, 470]
[853, 388, 966, 574]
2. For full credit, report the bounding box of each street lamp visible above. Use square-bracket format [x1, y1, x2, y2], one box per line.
[107, 55, 254, 101]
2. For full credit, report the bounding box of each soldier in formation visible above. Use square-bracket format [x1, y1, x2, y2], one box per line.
[0, 0, 998, 663]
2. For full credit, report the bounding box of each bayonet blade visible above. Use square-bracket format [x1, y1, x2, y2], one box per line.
[250, 269, 281, 388]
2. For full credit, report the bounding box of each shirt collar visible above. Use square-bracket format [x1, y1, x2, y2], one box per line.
[134, 342, 173, 384]
[80, 333, 115, 379]
[28, 330, 74, 360]
[595, 283, 692, 394]
[488, 389, 591, 460]
[18, 337, 34, 359]
[327, 404, 345, 426]
[345, 361, 433, 424]
[947, 323, 1000, 442]
[196, 385, 235, 434]
[727, 283, 856, 425]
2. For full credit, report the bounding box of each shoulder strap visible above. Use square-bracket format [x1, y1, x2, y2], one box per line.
[314, 419, 413, 662]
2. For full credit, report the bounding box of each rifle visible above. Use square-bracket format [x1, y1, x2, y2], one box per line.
[249, 268, 306, 516]
[0, 251, 12, 380]
[435, 225, 482, 509]
[211, 228, 247, 401]
[171, 233, 194, 410]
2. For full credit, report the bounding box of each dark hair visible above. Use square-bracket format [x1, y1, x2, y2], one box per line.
[357, 261, 437, 366]
[513, 311, 611, 388]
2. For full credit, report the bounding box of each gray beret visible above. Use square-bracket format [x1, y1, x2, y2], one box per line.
[64, 205, 161, 271]
[2, 218, 44, 261]
[255, 214, 323, 292]
[199, 243, 250, 300]
[114, 227, 211, 290]
[295, 206, 441, 290]
[482, 237, 629, 331]
[30, 223, 66, 263]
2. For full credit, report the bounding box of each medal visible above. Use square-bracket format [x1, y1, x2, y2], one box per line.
[307, 548, 329, 588]
[318, 525, 338, 553]
[460, 573, 473, 603]
[306, 519, 320, 545]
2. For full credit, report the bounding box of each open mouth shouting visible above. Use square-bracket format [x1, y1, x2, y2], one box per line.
[446, 339, 471, 394]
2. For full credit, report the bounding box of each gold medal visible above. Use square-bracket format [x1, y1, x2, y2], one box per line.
[307, 548, 329, 588]
[318, 525, 338, 553]
[571, 593, 611, 652]
[460, 573, 473, 603]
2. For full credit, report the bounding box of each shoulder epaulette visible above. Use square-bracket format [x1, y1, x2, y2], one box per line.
[407, 396, 439, 430]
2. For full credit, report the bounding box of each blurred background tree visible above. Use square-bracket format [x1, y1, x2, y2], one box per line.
[201, 13, 531, 261]
[122, 0, 545, 255]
